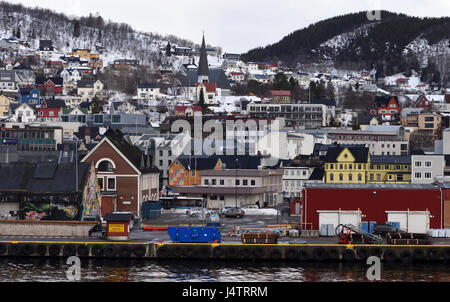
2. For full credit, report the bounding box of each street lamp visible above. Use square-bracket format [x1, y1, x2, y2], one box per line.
[235, 158, 239, 208]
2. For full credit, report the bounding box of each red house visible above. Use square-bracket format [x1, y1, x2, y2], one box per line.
[81, 128, 160, 218]
[175, 105, 202, 117]
[414, 95, 432, 111]
[37, 99, 66, 120]
[35, 76, 63, 96]
[372, 96, 401, 117]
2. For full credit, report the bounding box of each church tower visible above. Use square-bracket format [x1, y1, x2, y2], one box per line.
[197, 33, 209, 83]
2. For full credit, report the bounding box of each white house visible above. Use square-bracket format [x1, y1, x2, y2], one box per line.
[11, 103, 36, 123]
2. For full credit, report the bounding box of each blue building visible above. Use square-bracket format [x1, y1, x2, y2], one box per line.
[18, 88, 40, 105]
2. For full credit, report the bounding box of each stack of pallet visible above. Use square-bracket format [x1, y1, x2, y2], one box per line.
[387, 232, 431, 245]
[241, 232, 279, 244]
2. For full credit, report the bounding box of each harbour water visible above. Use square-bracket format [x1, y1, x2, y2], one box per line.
[0, 258, 449, 282]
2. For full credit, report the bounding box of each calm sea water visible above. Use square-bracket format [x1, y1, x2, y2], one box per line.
[0, 258, 449, 282]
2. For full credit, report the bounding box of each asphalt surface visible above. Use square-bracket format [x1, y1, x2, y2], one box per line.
[2, 211, 450, 245]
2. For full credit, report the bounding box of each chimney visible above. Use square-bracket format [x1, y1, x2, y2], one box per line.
[85, 127, 91, 144]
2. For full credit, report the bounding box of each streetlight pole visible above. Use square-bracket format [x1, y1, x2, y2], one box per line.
[235, 158, 239, 208]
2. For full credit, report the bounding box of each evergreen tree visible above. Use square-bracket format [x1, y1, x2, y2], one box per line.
[90, 95, 102, 114]
[73, 20, 81, 38]
[198, 88, 206, 113]
[16, 27, 20, 39]
[273, 72, 290, 90]
[166, 42, 172, 57]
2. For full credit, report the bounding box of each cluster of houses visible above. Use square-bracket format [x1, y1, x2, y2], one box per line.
[1, 32, 450, 232]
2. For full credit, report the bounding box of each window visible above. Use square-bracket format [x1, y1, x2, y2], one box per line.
[425, 172, 432, 179]
[376, 174, 381, 181]
[204, 179, 209, 185]
[107, 178, 116, 190]
[159, 150, 163, 157]
[236, 180, 240, 185]
[212, 179, 217, 186]
[251, 180, 255, 186]
[191, 170, 195, 176]
[112, 114, 121, 124]
[339, 174, 343, 181]
[219, 196, 225, 201]
[159, 160, 163, 166]
[220, 179, 225, 186]
[98, 160, 114, 172]
[97, 178, 104, 190]
[243, 180, 248, 186]
[415, 161, 422, 167]
[330, 173, 334, 181]
[415, 172, 422, 179]
[425, 161, 432, 167]
[348, 174, 353, 181]
[94, 114, 104, 124]
[358, 174, 362, 181]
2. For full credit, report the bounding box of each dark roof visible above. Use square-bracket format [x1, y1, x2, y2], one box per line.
[311, 99, 336, 107]
[375, 95, 399, 108]
[18, 87, 38, 96]
[181, 69, 231, 89]
[137, 83, 158, 89]
[104, 213, 132, 222]
[77, 80, 94, 88]
[41, 99, 66, 109]
[370, 155, 411, 164]
[176, 155, 264, 170]
[410, 149, 426, 155]
[105, 128, 159, 174]
[324, 145, 369, 163]
[0, 162, 90, 192]
[309, 166, 324, 180]
[197, 35, 209, 77]
[357, 113, 383, 125]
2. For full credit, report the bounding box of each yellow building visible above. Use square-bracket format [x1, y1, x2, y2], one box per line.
[324, 145, 411, 184]
[69, 49, 100, 60]
[168, 157, 223, 187]
[0, 95, 12, 117]
[324, 146, 369, 184]
[367, 156, 411, 183]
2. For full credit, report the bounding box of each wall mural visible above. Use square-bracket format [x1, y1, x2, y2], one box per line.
[81, 161, 102, 219]
[23, 203, 79, 221]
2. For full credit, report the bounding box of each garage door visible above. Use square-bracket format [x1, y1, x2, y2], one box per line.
[386, 212, 407, 231]
[319, 212, 339, 229]
[318, 210, 363, 232]
[386, 211, 430, 234]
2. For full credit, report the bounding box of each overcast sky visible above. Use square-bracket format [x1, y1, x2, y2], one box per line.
[4, 0, 450, 53]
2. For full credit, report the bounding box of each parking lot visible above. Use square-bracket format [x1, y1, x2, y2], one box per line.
[135, 208, 304, 243]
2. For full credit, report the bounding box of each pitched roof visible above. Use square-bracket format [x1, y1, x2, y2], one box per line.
[182, 69, 231, 90]
[271, 90, 291, 96]
[197, 35, 209, 77]
[196, 82, 216, 92]
[375, 95, 399, 108]
[324, 145, 369, 163]
[104, 128, 158, 173]
[176, 155, 264, 170]
[138, 83, 158, 89]
[370, 155, 411, 164]
[0, 162, 90, 192]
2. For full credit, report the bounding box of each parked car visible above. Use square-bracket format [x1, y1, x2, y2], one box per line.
[220, 206, 234, 215]
[221, 207, 245, 218]
[373, 224, 406, 237]
[189, 208, 214, 218]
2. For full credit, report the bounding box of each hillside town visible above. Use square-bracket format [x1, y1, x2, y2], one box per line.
[0, 30, 450, 235]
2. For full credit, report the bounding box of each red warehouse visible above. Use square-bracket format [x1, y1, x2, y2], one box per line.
[301, 183, 446, 231]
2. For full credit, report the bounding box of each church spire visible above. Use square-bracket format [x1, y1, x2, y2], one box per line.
[197, 33, 209, 83]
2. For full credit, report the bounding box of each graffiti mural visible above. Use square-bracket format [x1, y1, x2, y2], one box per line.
[81, 161, 102, 219]
[23, 203, 79, 221]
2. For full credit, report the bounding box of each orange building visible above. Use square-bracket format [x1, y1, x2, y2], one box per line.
[168, 157, 224, 187]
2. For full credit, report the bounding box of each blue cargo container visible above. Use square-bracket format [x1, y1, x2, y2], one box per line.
[168, 227, 221, 243]
[369, 221, 377, 234]
[142, 202, 162, 219]
[386, 221, 401, 229]
[361, 221, 369, 233]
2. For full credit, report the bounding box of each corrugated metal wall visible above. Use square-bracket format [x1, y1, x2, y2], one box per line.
[302, 187, 443, 230]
